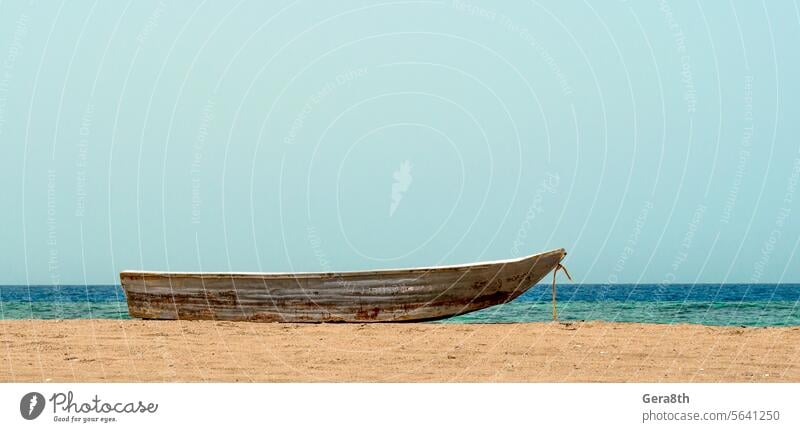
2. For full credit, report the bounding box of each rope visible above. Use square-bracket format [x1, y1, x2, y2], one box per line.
[551, 262, 572, 321]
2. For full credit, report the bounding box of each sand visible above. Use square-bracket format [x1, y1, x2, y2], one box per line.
[1, 320, 798, 382]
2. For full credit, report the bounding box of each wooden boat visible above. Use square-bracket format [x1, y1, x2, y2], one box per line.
[120, 248, 567, 323]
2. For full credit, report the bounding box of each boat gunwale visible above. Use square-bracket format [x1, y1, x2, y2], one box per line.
[120, 248, 566, 280]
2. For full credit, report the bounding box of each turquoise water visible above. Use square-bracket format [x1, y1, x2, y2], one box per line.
[0, 284, 798, 326]
[445, 301, 800, 327]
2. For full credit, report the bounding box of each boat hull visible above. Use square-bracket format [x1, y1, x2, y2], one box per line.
[120, 249, 566, 323]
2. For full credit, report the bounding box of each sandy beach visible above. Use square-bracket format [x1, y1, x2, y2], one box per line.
[1, 320, 798, 382]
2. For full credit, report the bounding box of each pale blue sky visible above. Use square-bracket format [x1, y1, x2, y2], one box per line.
[0, 0, 798, 285]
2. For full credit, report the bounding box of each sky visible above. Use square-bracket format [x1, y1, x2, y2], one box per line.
[0, 0, 798, 285]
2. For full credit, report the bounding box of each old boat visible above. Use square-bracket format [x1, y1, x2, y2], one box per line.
[120, 248, 567, 323]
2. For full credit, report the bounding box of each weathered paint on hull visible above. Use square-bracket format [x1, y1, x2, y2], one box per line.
[120, 249, 566, 323]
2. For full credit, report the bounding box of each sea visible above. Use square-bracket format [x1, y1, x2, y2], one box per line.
[0, 284, 798, 326]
